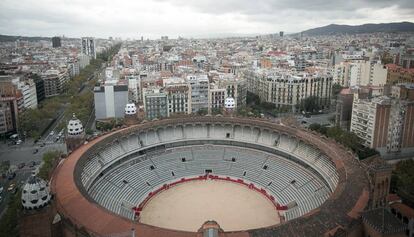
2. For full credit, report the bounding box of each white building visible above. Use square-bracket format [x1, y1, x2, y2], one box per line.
[94, 82, 129, 120]
[246, 68, 332, 112]
[16, 79, 38, 109]
[81, 37, 96, 59]
[334, 60, 387, 87]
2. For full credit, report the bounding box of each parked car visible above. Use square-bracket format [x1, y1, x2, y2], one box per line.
[29, 161, 36, 168]
[33, 149, 39, 154]
[7, 183, 15, 192]
[7, 172, 16, 180]
[0, 186, 4, 194]
[18, 162, 25, 169]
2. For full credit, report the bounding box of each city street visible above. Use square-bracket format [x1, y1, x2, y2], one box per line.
[0, 138, 66, 218]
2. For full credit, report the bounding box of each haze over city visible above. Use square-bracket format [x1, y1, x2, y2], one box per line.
[1, 0, 414, 38]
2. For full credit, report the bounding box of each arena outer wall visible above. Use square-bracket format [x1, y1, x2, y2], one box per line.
[51, 116, 370, 237]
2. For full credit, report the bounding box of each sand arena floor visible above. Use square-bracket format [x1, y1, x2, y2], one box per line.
[139, 179, 280, 232]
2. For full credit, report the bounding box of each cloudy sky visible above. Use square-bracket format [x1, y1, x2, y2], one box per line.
[0, 0, 413, 39]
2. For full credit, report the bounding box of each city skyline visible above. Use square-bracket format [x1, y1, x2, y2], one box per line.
[1, 0, 414, 39]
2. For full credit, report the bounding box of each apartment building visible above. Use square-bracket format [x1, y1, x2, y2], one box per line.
[246, 68, 332, 111]
[350, 95, 414, 156]
[334, 60, 387, 87]
[214, 73, 247, 109]
[187, 74, 209, 113]
[41, 68, 69, 97]
[0, 80, 20, 135]
[143, 88, 168, 120]
[386, 64, 414, 85]
[16, 79, 38, 109]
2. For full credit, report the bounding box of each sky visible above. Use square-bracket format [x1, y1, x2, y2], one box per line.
[0, 0, 413, 39]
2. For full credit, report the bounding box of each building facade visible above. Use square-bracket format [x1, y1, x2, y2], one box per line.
[41, 69, 69, 97]
[94, 83, 129, 120]
[246, 69, 332, 112]
[350, 95, 414, 157]
[81, 37, 96, 59]
[187, 74, 209, 113]
[52, 37, 61, 48]
[143, 88, 168, 120]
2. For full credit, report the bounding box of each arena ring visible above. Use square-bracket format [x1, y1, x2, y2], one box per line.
[51, 116, 370, 237]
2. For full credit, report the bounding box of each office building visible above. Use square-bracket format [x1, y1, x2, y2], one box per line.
[52, 36, 61, 48]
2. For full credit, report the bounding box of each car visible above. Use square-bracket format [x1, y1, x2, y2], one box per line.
[40, 143, 45, 147]
[7, 183, 15, 192]
[0, 186, 3, 194]
[18, 162, 25, 169]
[49, 131, 55, 136]
[33, 149, 39, 154]
[58, 131, 63, 137]
[7, 172, 16, 180]
[28, 161, 36, 168]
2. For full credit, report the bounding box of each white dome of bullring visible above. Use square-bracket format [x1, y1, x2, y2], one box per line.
[224, 97, 235, 109]
[67, 113, 84, 136]
[21, 175, 52, 210]
[125, 103, 137, 115]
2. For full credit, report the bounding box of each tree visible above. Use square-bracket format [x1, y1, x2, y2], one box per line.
[211, 108, 222, 115]
[196, 108, 208, 116]
[303, 96, 321, 112]
[308, 124, 378, 159]
[38, 151, 62, 180]
[332, 83, 343, 98]
[0, 192, 21, 237]
[391, 160, 414, 198]
[246, 92, 260, 105]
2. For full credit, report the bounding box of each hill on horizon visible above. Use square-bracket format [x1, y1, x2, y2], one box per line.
[300, 21, 414, 36]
